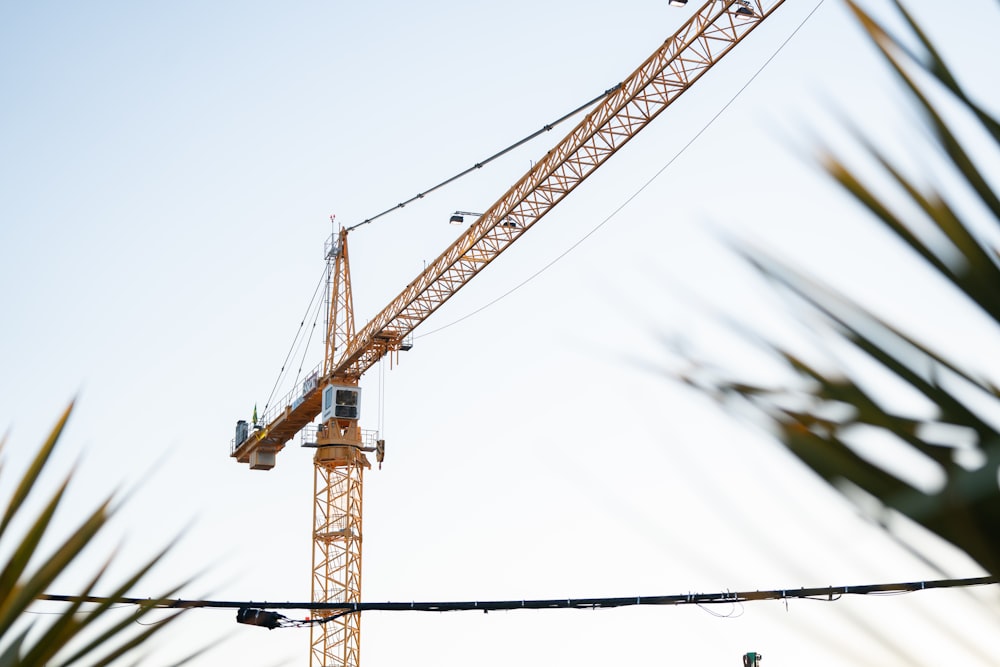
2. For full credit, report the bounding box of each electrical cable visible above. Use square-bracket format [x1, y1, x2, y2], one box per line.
[38, 574, 998, 628]
[415, 0, 827, 341]
[344, 84, 621, 233]
[697, 601, 744, 618]
[21, 604, 132, 616]
[133, 612, 181, 626]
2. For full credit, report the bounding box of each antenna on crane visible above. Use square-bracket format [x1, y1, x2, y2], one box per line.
[326, 214, 342, 260]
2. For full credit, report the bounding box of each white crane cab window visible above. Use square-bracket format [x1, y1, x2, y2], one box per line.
[322, 385, 361, 421]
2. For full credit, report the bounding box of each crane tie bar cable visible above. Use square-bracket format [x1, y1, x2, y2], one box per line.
[344, 84, 622, 233]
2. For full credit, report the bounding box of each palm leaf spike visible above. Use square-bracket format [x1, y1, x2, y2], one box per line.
[739, 244, 1000, 433]
[0, 401, 73, 536]
[55, 549, 202, 666]
[704, 230, 1000, 570]
[0, 490, 112, 640]
[0, 405, 211, 664]
[666, 0, 1000, 584]
[17, 559, 115, 667]
[855, 0, 1000, 143]
[819, 116, 1000, 324]
[843, 0, 1000, 224]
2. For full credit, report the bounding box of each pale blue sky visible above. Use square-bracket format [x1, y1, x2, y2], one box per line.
[2, 1, 998, 665]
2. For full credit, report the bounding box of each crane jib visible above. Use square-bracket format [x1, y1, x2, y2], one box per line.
[335, 0, 786, 380]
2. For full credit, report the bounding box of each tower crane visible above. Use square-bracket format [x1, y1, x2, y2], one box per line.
[230, 1, 788, 665]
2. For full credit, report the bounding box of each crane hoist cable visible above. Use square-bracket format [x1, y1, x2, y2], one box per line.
[261, 264, 328, 416]
[345, 84, 621, 233]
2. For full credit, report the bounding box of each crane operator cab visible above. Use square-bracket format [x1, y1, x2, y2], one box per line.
[315, 383, 369, 468]
[322, 384, 360, 421]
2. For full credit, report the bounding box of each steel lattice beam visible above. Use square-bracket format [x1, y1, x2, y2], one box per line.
[333, 0, 786, 381]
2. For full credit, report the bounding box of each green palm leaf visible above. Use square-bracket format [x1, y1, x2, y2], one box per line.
[0, 405, 210, 664]
[675, 0, 1000, 577]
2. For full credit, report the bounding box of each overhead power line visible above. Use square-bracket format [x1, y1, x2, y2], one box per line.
[38, 575, 998, 628]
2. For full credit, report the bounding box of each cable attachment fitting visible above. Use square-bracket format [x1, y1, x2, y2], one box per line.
[236, 607, 288, 630]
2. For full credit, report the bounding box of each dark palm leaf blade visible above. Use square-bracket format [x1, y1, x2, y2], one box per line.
[0, 497, 111, 638]
[912, 442, 1000, 574]
[775, 418, 915, 499]
[16, 560, 113, 667]
[861, 145, 1000, 301]
[85, 617, 185, 667]
[878, 0, 1000, 144]
[797, 375, 954, 468]
[741, 246, 999, 436]
[0, 402, 73, 536]
[61, 608, 187, 667]
[0, 629, 30, 667]
[827, 148, 1000, 324]
[683, 238, 1000, 573]
[0, 475, 72, 616]
[56, 555, 197, 666]
[845, 1, 1000, 222]
[821, 155, 955, 279]
[0, 404, 217, 663]
[713, 340, 1000, 575]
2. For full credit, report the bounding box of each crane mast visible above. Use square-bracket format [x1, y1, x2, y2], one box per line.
[229, 2, 788, 665]
[309, 227, 367, 666]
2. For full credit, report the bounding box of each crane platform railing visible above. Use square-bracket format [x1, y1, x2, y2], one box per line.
[300, 424, 381, 451]
[230, 361, 324, 456]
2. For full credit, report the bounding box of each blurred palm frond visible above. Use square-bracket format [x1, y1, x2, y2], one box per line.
[0, 403, 208, 665]
[675, 0, 1000, 576]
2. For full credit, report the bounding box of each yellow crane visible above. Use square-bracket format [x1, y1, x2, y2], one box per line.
[230, 1, 788, 665]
